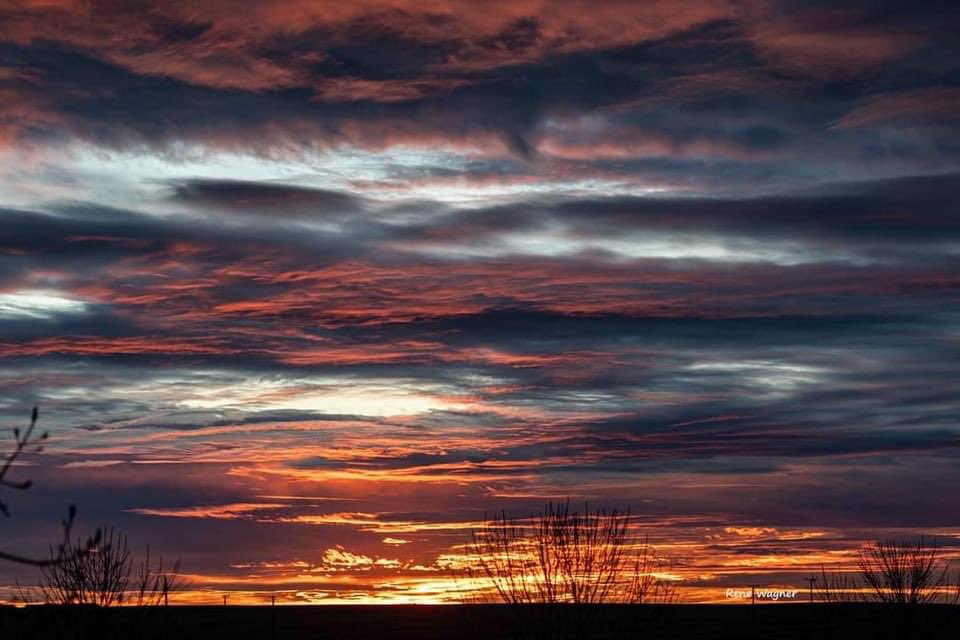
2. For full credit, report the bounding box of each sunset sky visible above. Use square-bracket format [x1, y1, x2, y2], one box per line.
[1, 0, 959, 604]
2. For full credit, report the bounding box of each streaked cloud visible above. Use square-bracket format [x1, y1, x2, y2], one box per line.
[1, 0, 958, 605]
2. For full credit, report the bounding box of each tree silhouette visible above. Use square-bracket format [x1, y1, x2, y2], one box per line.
[464, 499, 677, 605]
[858, 536, 956, 605]
[462, 500, 677, 639]
[38, 525, 184, 606]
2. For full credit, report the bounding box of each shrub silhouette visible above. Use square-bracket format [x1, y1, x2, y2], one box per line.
[465, 500, 676, 605]
[462, 499, 677, 638]
[38, 525, 184, 606]
[858, 536, 956, 606]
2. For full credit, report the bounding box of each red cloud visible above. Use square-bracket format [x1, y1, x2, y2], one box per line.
[833, 87, 960, 129]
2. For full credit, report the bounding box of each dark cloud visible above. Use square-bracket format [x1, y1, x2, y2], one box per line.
[0, 1, 957, 172]
[400, 172, 960, 254]
[168, 179, 366, 217]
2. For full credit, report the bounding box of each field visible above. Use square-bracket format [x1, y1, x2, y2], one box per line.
[3, 604, 959, 640]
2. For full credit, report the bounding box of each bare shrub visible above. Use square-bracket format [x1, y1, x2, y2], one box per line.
[815, 565, 861, 603]
[464, 500, 676, 605]
[39, 525, 184, 606]
[858, 536, 955, 605]
[40, 526, 130, 606]
[134, 546, 185, 607]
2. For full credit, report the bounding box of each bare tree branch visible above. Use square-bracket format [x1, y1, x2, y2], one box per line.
[1, 407, 100, 567]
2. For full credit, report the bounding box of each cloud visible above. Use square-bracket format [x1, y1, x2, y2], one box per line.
[0, 1, 956, 170]
[128, 502, 286, 520]
[168, 179, 367, 217]
[2, 0, 959, 605]
[834, 87, 960, 129]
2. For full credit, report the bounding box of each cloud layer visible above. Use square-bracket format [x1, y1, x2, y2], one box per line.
[1, 0, 959, 603]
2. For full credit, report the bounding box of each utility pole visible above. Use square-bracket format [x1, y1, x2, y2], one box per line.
[223, 594, 228, 607]
[271, 593, 277, 640]
[806, 576, 816, 603]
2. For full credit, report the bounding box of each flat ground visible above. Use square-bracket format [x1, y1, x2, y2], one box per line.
[2, 603, 958, 639]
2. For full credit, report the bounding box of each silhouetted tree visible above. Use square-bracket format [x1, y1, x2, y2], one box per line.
[462, 500, 677, 639]
[38, 526, 184, 606]
[466, 500, 676, 605]
[858, 536, 954, 606]
[40, 526, 130, 606]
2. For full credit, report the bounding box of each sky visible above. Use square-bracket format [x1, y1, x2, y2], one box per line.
[1, 0, 959, 604]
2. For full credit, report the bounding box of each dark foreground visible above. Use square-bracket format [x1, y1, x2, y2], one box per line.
[3, 603, 959, 640]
